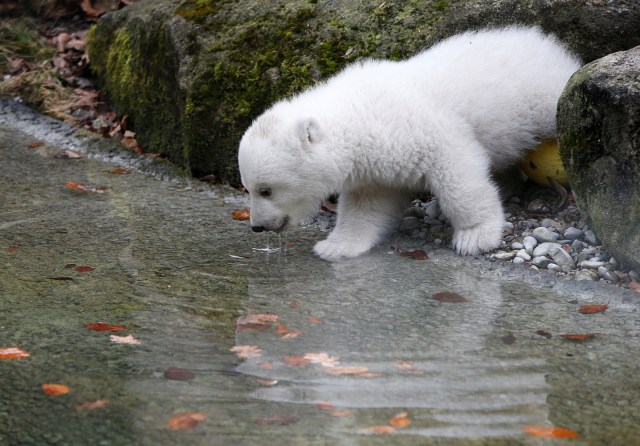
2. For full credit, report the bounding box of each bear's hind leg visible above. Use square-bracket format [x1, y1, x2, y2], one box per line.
[314, 186, 410, 261]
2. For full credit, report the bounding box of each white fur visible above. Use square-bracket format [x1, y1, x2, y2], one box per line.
[238, 26, 581, 261]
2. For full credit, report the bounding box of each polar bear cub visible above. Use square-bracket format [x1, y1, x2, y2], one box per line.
[238, 26, 580, 261]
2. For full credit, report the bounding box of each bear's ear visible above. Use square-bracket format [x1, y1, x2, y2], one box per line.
[295, 118, 323, 146]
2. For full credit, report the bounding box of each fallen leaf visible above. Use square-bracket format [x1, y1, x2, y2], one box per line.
[42, 383, 70, 396]
[0, 347, 30, 359]
[231, 209, 251, 221]
[523, 425, 579, 439]
[282, 356, 310, 367]
[399, 248, 428, 260]
[329, 410, 353, 417]
[290, 300, 299, 309]
[432, 291, 467, 303]
[54, 149, 82, 159]
[321, 201, 337, 213]
[110, 334, 141, 345]
[65, 182, 107, 194]
[164, 367, 195, 381]
[629, 281, 640, 292]
[75, 266, 95, 273]
[560, 333, 598, 341]
[395, 360, 422, 374]
[167, 412, 207, 431]
[363, 426, 396, 434]
[230, 345, 262, 359]
[76, 400, 109, 411]
[535, 330, 552, 339]
[236, 313, 278, 332]
[275, 324, 301, 339]
[80, 0, 107, 18]
[389, 411, 411, 428]
[579, 303, 608, 314]
[258, 415, 299, 426]
[27, 140, 45, 149]
[304, 352, 340, 367]
[85, 322, 128, 332]
[325, 366, 370, 376]
[4, 245, 18, 254]
[316, 402, 335, 411]
[307, 316, 324, 324]
[110, 167, 133, 174]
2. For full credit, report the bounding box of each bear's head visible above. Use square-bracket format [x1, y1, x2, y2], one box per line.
[238, 112, 337, 234]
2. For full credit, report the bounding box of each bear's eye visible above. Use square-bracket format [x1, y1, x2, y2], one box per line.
[258, 187, 272, 198]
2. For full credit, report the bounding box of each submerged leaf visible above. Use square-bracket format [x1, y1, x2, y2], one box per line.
[85, 322, 128, 332]
[42, 383, 70, 396]
[110, 334, 141, 345]
[230, 345, 262, 359]
[164, 367, 195, 381]
[523, 425, 579, 438]
[0, 347, 30, 359]
[560, 333, 598, 341]
[167, 412, 207, 431]
[389, 411, 411, 428]
[432, 292, 467, 303]
[231, 209, 251, 221]
[578, 304, 608, 314]
[76, 400, 109, 411]
[75, 266, 95, 273]
[363, 426, 396, 434]
[282, 356, 310, 367]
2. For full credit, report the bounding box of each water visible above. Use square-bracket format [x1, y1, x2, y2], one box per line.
[1, 117, 640, 445]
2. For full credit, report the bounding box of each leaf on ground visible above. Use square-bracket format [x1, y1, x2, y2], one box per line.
[75, 265, 95, 273]
[231, 209, 251, 221]
[535, 330, 552, 339]
[110, 334, 141, 345]
[399, 248, 428, 260]
[0, 347, 30, 359]
[282, 356, 310, 367]
[42, 383, 70, 396]
[54, 149, 82, 159]
[85, 322, 128, 332]
[76, 399, 109, 411]
[523, 425, 579, 439]
[432, 292, 467, 303]
[4, 245, 18, 253]
[329, 410, 353, 417]
[325, 366, 370, 376]
[236, 313, 279, 332]
[395, 360, 423, 374]
[629, 281, 640, 292]
[167, 412, 207, 431]
[560, 333, 598, 341]
[258, 415, 299, 426]
[65, 181, 107, 193]
[80, 0, 107, 18]
[578, 304, 608, 314]
[316, 402, 335, 411]
[164, 367, 195, 381]
[389, 411, 411, 428]
[362, 426, 397, 434]
[290, 300, 299, 309]
[307, 316, 324, 324]
[303, 352, 339, 368]
[230, 345, 262, 359]
[275, 324, 301, 339]
[110, 167, 133, 174]
[27, 140, 45, 149]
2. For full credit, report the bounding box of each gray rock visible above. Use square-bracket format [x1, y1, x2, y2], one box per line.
[579, 260, 606, 270]
[558, 45, 640, 271]
[540, 218, 557, 228]
[532, 227, 559, 243]
[511, 242, 524, 250]
[549, 246, 576, 269]
[583, 229, 599, 246]
[424, 200, 441, 220]
[547, 263, 563, 273]
[491, 251, 517, 261]
[532, 242, 562, 258]
[532, 256, 553, 269]
[564, 227, 583, 240]
[516, 249, 532, 261]
[571, 240, 585, 252]
[574, 269, 599, 281]
[512, 256, 525, 265]
[400, 216, 422, 233]
[523, 236, 538, 256]
[527, 199, 549, 214]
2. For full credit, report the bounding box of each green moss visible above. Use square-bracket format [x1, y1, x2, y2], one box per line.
[175, 0, 220, 23]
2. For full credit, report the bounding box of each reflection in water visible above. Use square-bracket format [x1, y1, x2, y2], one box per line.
[236, 255, 550, 439]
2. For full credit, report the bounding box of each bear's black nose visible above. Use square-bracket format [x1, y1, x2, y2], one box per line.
[251, 225, 266, 233]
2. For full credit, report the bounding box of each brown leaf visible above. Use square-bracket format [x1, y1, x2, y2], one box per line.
[316, 402, 335, 411]
[257, 361, 273, 370]
[362, 426, 396, 434]
[76, 399, 109, 411]
[275, 324, 301, 339]
[329, 410, 353, 417]
[282, 356, 310, 367]
[258, 415, 299, 426]
[399, 248, 428, 260]
[232, 209, 251, 221]
[47, 276, 74, 281]
[389, 411, 411, 428]
[501, 332, 516, 345]
[164, 367, 195, 381]
[167, 412, 206, 431]
[307, 316, 323, 324]
[110, 167, 133, 174]
[230, 345, 261, 359]
[303, 352, 339, 367]
[85, 322, 128, 332]
[325, 366, 370, 376]
[432, 291, 467, 303]
[0, 347, 30, 359]
[395, 360, 423, 375]
[75, 266, 95, 273]
[560, 333, 598, 341]
[27, 140, 45, 149]
[523, 425, 579, 439]
[42, 383, 70, 396]
[236, 313, 279, 333]
[80, 0, 107, 18]
[535, 330, 552, 339]
[4, 245, 18, 254]
[628, 281, 640, 292]
[65, 182, 107, 193]
[54, 149, 83, 159]
[578, 304, 608, 314]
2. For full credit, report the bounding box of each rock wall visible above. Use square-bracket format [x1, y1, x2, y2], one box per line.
[557, 46, 640, 271]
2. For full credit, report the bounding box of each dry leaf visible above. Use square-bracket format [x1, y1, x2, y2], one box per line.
[275, 324, 301, 339]
[28, 140, 45, 149]
[110, 334, 141, 345]
[389, 411, 411, 428]
[399, 248, 428, 260]
[523, 425, 579, 439]
[316, 402, 335, 411]
[325, 366, 370, 376]
[535, 330, 552, 339]
[164, 367, 195, 381]
[363, 426, 396, 434]
[42, 383, 70, 396]
[65, 181, 107, 193]
[110, 167, 133, 174]
[230, 345, 262, 359]
[628, 281, 640, 292]
[578, 304, 608, 314]
[75, 266, 95, 273]
[395, 360, 422, 374]
[231, 209, 251, 221]
[282, 356, 310, 367]
[236, 313, 278, 332]
[329, 410, 353, 417]
[432, 292, 467, 303]
[85, 322, 128, 332]
[307, 317, 323, 324]
[258, 415, 299, 426]
[54, 149, 82, 159]
[0, 347, 30, 359]
[303, 352, 339, 368]
[560, 333, 598, 341]
[167, 412, 207, 431]
[4, 245, 18, 254]
[76, 399, 109, 411]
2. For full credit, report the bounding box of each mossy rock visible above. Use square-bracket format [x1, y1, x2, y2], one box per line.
[557, 46, 640, 271]
[88, 0, 640, 184]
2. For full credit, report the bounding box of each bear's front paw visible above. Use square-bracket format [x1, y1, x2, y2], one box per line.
[452, 223, 502, 256]
[313, 238, 372, 261]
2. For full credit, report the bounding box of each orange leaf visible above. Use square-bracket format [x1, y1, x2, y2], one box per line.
[389, 411, 411, 428]
[282, 356, 310, 367]
[560, 333, 598, 341]
[433, 292, 467, 302]
[110, 167, 133, 174]
[109, 334, 141, 345]
[42, 383, 70, 396]
[231, 209, 250, 221]
[325, 366, 370, 376]
[316, 402, 335, 411]
[5, 245, 18, 253]
[307, 316, 324, 324]
[28, 140, 45, 149]
[275, 324, 301, 339]
[0, 347, 30, 359]
[329, 410, 353, 417]
[629, 281, 640, 292]
[399, 249, 428, 260]
[579, 304, 608, 314]
[363, 426, 396, 434]
[75, 266, 95, 273]
[85, 322, 128, 332]
[236, 313, 278, 332]
[523, 425, 579, 438]
[167, 412, 207, 431]
[76, 400, 109, 411]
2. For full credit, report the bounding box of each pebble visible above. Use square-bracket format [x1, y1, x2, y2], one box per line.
[532, 227, 559, 243]
[584, 229, 598, 245]
[575, 269, 599, 281]
[516, 249, 531, 261]
[540, 218, 557, 228]
[532, 242, 562, 258]
[492, 251, 517, 261]
[579, 260, 605, 270]
[511, 242, 524, 250]
[571, 240, 585, 253]
[564, 227, 583, 240]
[548, 246, 576, 269]
[513, 257, 525, 265]
[523, 236, 538, 255]
[547, 263, 563, 273]
[532, 256, 553, 268]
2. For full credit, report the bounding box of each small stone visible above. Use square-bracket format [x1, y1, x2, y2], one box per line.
[564, 227, 583, 240]
[492, 251, 517, 261]
[517, 220, 536, 231]
[523, 236, 538, 255]
[540, 218, 557, 228]
[584, 229, 598, 245]
[532, 256, 553, 268]
[547, 263, 563, 272]
[571, 240, 585, 252]
[548, 246, 576, 269]
[527, 198, 549, 213]
[511, 242, 524, 250]
[609, 257, 618, 267]
[424, 201, 440, 220]
[629, 270, 640, 280]
[579, 260, 606, 270]
[516, 249, 532, 261]
[513, 257, 525, 265]
[532, 242, 562, 258]
[562, 265, 572, 274]
[532, 227, 559, 243]
[574, 269, 599, 281]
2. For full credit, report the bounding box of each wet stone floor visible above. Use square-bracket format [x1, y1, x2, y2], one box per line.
[1, 108, 640, 445]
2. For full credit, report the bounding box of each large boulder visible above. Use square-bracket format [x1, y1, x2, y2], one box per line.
[557, 46, 640, 271]
[88, 0, 640, 184]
